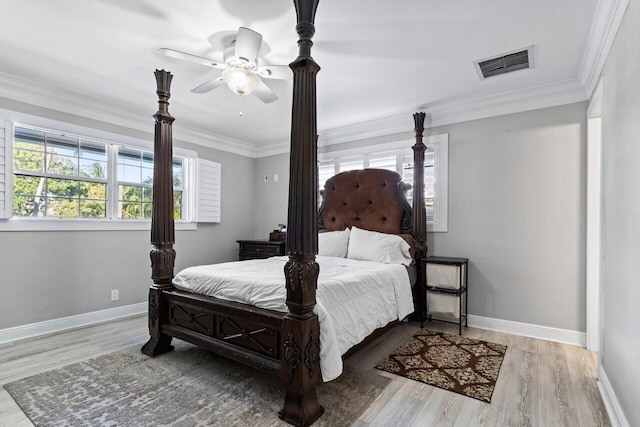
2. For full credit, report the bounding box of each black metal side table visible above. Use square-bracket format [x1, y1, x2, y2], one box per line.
[421, 256, 469, 335]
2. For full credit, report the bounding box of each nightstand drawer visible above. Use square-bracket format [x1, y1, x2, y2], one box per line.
[236, 240, 286, 261]
[244, 244, 280, 255]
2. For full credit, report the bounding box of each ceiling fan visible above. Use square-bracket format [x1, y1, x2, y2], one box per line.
[159, 27, 291, 103]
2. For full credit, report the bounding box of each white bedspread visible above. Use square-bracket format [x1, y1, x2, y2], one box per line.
[172, 255, 414, 382]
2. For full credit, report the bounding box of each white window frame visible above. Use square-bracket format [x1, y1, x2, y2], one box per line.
[318, 134, 449, 232]
[0, 115, 198, 231]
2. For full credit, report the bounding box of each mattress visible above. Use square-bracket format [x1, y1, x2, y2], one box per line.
[172, 255, 414, 382]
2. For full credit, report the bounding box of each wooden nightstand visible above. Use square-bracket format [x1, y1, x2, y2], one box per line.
[237, 240, 286, 261]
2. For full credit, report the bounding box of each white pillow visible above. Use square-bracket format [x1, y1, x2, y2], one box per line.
[347, 226, 412, 265]
[318, 229, 350, 257]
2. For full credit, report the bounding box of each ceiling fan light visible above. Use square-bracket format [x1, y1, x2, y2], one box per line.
[222, 67, 260, 95]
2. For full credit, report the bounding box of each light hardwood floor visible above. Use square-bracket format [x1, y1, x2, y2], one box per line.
[0, 316, 609, 427]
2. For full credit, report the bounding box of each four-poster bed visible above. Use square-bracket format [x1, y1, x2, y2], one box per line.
[141, 1, 427, 425]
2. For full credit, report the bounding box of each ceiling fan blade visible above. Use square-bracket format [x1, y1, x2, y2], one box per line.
[257, 65, 292, 80]
[234, 27, 262, 63]
[191, 77, 225, 94]
[252, 80, 278, 103]
[158, 48, 225, 69]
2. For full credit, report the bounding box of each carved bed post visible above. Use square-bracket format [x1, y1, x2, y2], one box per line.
[279, 0, 324, 425]
[142, 69, 175, 357]
[412, 112, 427, 255]
[411, 112, 428, 321]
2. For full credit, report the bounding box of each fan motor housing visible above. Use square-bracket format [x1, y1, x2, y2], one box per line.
[224, 47, 257, 70]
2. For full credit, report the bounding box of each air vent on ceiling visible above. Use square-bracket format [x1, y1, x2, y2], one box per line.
[474, 46, 535, 80]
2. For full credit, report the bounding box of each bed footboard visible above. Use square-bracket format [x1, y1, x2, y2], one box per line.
[160, 289, 283, 374]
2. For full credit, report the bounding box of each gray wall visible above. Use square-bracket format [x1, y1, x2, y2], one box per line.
[253, 153, 290, 238]
[598, 0, 640, 424]
[255, 103, 587, 332]
[0, 101, 255, 329]
[428, 104, 587, 332]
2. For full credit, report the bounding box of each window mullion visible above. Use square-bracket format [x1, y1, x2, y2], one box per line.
[118, 181, 152, 188]
[107, 144, 119, 219]
[13, 169, 107, 184]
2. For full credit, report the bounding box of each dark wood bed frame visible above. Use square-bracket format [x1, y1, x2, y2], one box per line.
[141, 1, 427, 425]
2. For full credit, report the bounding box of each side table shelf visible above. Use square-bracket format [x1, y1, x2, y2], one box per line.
[421, 256, 469, 335]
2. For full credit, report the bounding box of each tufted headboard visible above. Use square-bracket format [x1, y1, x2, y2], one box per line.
[318, 169, 412, 235]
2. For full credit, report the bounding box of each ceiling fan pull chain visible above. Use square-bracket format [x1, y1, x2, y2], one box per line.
[239, 96, 244, 117]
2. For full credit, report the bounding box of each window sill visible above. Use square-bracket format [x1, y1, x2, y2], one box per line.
[0, 218, 198, 232]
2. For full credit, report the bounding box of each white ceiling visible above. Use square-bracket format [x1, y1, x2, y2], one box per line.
[0, 0, 600, 153]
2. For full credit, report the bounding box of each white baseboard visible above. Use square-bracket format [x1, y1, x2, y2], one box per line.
[0, 305, 586, 349]
[0, 302, 147, 345]
[598, 365, 631, 427]
[467, 314, 586, 347]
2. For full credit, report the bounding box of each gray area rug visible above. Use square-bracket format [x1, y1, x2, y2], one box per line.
[4, 341, 390, 426]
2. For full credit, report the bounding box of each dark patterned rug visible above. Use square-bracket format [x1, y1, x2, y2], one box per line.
[4, 341, 390, 426]
[376, 329, 507, 402]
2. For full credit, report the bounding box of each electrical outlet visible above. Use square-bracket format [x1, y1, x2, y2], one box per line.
[274, 174, 279, 182]
[111, 289, 119, 301]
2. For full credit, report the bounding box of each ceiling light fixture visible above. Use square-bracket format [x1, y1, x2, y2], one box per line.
[221, 66, 260, 96]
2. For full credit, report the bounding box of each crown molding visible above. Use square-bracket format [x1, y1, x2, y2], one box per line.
[254, 137, 291, 158]
[174, 125, 257, 158]
[427, 78, 588, 128]
[318, 114, 412, 148]
[340, 79, 588, 145]
[0, 72, 259, 158]
[579, 0, 629, 98]
[254, 78, 588, 158]
[0, 71, 589, 160]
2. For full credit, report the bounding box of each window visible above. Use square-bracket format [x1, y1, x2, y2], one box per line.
[13, 127, 108, 218]
[116, 147, 184, 220]
[4, 123, 197, 229]
[318, 134, 448, 232]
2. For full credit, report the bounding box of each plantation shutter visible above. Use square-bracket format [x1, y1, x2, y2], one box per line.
[403, 146, 436, 221]
[424, 149, 436, 221]
[0, 120, 11, 219]
[318, 161, 335, 190]
[368, 151, 398, 171]
[338, 156, 363, 172]
[196, 158, 221, 223]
